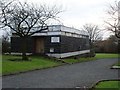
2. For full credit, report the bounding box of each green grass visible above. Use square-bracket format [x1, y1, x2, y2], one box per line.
[2, 55, 62, 75]
[63, 53, 118, 64]
[93, 80, 120, 89]
[0, 55, 2, 76]
[95, 53, 118, 59]
[2, 53, 118, 75]
[63, 57, 96, 64]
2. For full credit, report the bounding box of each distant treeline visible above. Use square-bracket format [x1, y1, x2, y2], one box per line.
[94, 35, 118, 53]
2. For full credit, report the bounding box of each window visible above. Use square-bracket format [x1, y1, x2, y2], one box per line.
[51, 37, 60, 43]
[50, 48, 54, 52]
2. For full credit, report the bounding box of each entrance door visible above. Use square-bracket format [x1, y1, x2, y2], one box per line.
[36, 38, 44, 53]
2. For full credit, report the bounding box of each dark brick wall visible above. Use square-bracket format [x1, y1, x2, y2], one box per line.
[60, 36, 90, 53]
[44, 35, 90, 54]
[11, 37, 34, 53]
[44, 36, 61, 53]
[11, 35, 90, 54]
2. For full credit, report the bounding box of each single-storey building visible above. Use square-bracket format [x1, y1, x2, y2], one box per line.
[11, 25, 90, 58]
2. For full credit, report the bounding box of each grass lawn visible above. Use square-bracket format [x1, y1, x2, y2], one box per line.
[2, 53, 118, 75]
[93, 80, 120, 89]
[63, 53, 118, 64]
[95, 53, 118, 59]
[0, 55, 1, 76]
[2, 55, 62, 75]
[63, 57, 96, 64]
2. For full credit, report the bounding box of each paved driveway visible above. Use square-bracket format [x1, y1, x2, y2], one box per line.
[2, 58, 119, 88]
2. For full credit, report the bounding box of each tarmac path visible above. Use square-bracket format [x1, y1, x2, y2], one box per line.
[2, 58, 119, 88]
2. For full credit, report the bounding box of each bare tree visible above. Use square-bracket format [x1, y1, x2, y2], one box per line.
[105, 1, 120, 38]
[0, 0, 62, 60]
[82, 24, 103, 56]
[2, 32, 11, 54]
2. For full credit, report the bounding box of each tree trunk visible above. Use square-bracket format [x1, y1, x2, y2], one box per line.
[89, 40, 95, 57]
[21, 37, 29, 60]
[118, 40, 120, 55]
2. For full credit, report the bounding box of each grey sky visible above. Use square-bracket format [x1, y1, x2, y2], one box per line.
[0, 0, 118, 39]
[20, 0, 115, 27]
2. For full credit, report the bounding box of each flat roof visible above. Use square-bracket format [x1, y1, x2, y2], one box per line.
[47, 25, 88, 36]
[12, 25, 88, 36]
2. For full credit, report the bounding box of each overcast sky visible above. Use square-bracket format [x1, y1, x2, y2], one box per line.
[22, 0, 115, 27]
[0, 0, 118, 39]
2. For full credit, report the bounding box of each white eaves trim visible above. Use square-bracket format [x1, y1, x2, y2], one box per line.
[32, 31, 87, 38]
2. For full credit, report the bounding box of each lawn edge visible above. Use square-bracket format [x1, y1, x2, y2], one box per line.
[90, 79, 120, 90]
[63, 57, 118, 64]
[2, 63, 66, 76]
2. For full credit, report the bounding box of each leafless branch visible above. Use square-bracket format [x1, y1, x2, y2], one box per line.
[0, 0, 62, 37]
[82, 24, 103, 43]
[105, 1, 120, 38]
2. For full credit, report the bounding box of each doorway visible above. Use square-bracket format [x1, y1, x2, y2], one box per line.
[35, 37, 44, 53]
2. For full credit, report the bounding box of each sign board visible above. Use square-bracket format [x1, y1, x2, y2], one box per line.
[51, 37, 60, 43]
